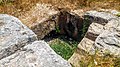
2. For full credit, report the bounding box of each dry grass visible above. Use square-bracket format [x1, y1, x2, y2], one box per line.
[70, 49, 120, 67]
[0, 0, 39, 17]
[0, 0, 120, 17]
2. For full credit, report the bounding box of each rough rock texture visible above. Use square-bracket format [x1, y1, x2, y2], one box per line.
[20, 4, 58, 39]
[76, 11, 117, 54]
[69, 10, 120, 67]
[20, 4, 84, 40]
[78, 11, 120, 55]
[95, 18, 120, 56]
[0, 14, 71, 67]
[85, 23, 104, 41]
[0, 41, 71, 67]
[84, 11, 117, 25]
[31, 18, 56, 39]
[0, 14, 37, 60]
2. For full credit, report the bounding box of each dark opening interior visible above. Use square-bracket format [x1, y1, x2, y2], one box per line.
[42, 10, 91, 42]
[42, 10, 91, 60]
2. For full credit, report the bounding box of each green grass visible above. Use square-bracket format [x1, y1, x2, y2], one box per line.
[49, 16, 91, 61]
[50, 38, 78, 60]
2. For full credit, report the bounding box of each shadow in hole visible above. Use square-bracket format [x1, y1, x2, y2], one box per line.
[43, 9, 91, 42]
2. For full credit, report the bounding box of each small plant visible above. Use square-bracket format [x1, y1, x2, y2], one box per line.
[55, 26, 60, 33]
[50, 38, 78, 60]
[116, 13, 120, 17]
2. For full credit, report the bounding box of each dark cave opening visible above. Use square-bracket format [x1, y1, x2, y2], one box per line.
[42, 10, 91, 60]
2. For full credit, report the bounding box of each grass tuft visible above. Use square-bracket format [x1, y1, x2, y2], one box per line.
[50, 38, 78, 60]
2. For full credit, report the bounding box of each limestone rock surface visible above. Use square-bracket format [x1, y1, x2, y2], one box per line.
[69, 10, 120, 66]
[0, 14, 37, 60]
[0, 41, 72, 67]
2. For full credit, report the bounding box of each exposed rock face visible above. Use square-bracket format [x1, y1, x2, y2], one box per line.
[69, 10, 120, 66]
[0, 14, 37, 60]
[95, 18, 120, 56]
[0, 41, 71, 67]
[84, 11, 117, 25]
[76, 11, 118, 54]
[85, 23, 104, 41]
[0, 14, 71, 67]
[31, 18, 56, 39]
[20, 4, 58, 39]
[20, 4, 84, 40]
[78, 11, 120, 54]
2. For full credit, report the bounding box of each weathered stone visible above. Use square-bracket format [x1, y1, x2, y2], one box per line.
[104, 18, 120, 32]
[0, 41, 72, 67]
[69, 10, 120, 66]
[20, 4, 84, 40]
[95, 18, 120, 57]
[20, 4, 58, 39]
[85, 23, 104, 41]
[78, 38, 95, 53]
[0, 14, 37, 59]
[95, 30, 120, 57]
[84, 11, 117, 25]
[31, 18, 56, 39]
[77, 11, 120, 56]
[73, 22, 104, 56]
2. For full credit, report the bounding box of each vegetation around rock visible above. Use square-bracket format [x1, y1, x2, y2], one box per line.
[50, 38, 78, 60]
[0, 0, 120, 67]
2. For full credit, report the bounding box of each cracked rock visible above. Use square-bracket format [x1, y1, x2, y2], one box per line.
[0, 14, 37, 60]
[0, 41, 71, 67]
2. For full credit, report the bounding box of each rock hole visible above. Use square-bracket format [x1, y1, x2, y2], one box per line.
[42, 10, 91, 60]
